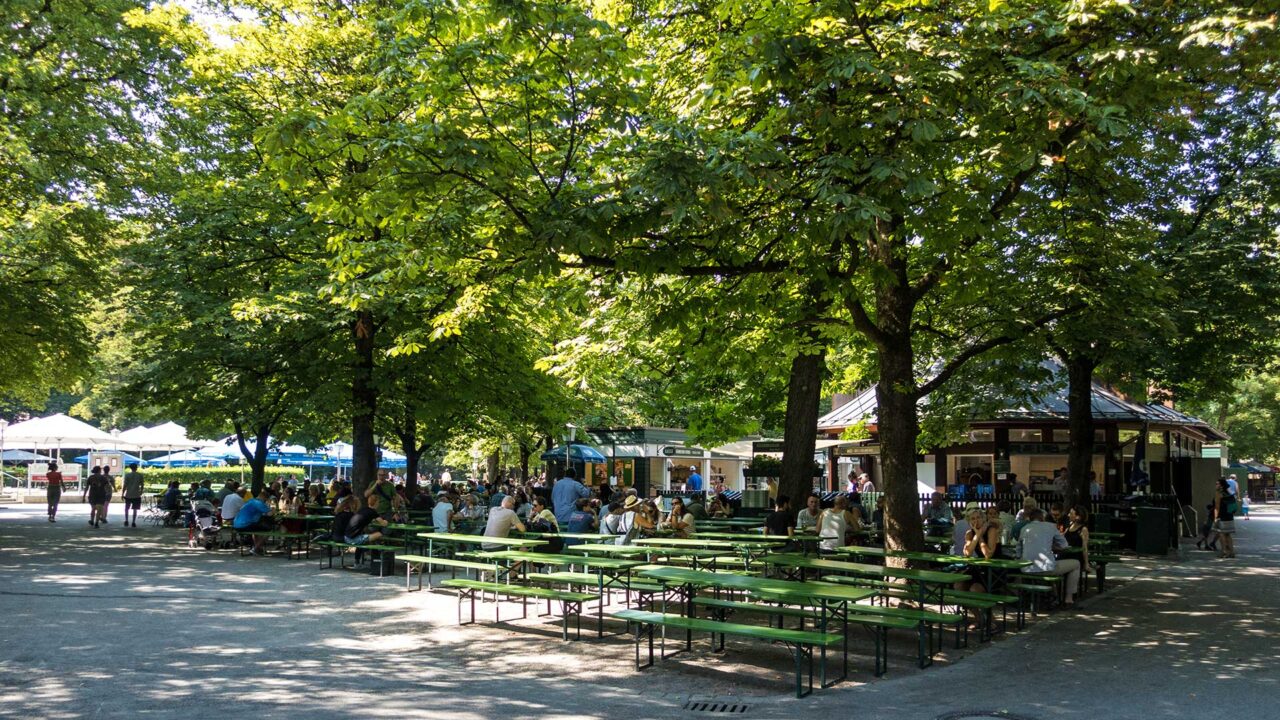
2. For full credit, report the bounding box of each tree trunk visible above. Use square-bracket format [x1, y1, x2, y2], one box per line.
[779, 349, 825, 506]
[1064, 351, 1098, 511]
[400, 407, 420, 494]
[486, 451, 500, 488]
[351, 311, 378, 499]
[234, 422, 272, 494]
[519, 442, 531, 483]
[876, 346, 926, 555]
[873, 266, 926, 557]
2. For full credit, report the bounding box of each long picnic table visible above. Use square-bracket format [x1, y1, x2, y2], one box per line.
[567, 543, 724, 571]
[416, 532, 546, 561]
[636, 565, 879, 685]
[468, 550, 645, 636]
[634, 536, 785, 564]
[837, 545, 1033, 592]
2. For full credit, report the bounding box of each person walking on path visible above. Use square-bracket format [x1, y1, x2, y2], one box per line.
[99, 466, 115, 524]
[83, 466, 109, 528]
[1214, 477, 1237, 559]
[45, 462, 65, 522]
[121, 463, 145, 528]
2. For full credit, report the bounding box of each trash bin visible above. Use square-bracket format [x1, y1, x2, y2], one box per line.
[1135, 506, 1169, 554]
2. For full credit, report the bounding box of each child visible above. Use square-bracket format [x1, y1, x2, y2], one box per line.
[1195, 502, 1219, 551]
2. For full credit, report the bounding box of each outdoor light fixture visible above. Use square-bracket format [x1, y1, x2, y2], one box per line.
[565, 423, 577, 470]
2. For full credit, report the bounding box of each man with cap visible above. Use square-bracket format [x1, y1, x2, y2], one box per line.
[686, 465, 704, 493]
[1225, 474, 1239, 499]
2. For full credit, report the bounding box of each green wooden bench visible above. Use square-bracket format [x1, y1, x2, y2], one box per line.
[823, 576, 1022, 636]
[613, 609, 841, 697]
[1009, 573, 1064, 614]
[314, 540, 400, 574]
[440, 579, 597, 641]
[690, 597, 915, 677]
[396, 554, 497, 591]
[238, 531, 309, 559]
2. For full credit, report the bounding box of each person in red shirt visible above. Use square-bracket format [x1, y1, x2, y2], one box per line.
[46, 462, 64, 522]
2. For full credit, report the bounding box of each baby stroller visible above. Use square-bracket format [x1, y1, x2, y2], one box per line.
[187, 500, 220, 550]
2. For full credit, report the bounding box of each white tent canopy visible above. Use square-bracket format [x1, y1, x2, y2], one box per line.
[2, 414, 120, 450]
[117, 422, 219, 452]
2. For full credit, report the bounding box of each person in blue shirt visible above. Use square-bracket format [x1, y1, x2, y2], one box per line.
[551, 468, 592, 526]
[563, 498, 599, 546]
[686, 466, 704, 492]
[233, 490, 275, 556]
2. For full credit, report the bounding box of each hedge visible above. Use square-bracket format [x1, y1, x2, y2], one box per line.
[140, 466, 303, 491]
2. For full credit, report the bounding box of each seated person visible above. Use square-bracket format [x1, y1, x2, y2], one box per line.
[960, 507, 1002, 594]
[482, 496, 526, 551]
[924, 492, 953, 533]
[341, 497, 387, 546]
[193, 480, 216, 504]
[706, 495, 732, 518]
[563, 498, 598, 546]
[1017, 508, 1081, 607]
[661, 497, 696, 539]
[526, 495, 558, 533]
[220, 487, 247, 528]
[409, 486, 435, 512]
[817, 495, 857, 552]
[796, 494, 822, 533]
[765, 495, 796, 538]
[232, 490, 276, 556]
[161, 481, 184, 525]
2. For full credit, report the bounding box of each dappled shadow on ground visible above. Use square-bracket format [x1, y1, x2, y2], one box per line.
[5, 503, 1260, 719]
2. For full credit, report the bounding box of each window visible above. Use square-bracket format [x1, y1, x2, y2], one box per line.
[1052, 429, 1070, 443]
[967, 429, 993, 442]
[1010, 429, 1041, 442]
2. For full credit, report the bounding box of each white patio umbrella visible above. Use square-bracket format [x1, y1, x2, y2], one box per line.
[3, 414, 121, 489]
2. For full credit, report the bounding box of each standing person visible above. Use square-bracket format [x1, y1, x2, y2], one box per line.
[1214, 477, 1237, 559]
[99, 466, 115, 524]
[364, 470, 396, 518]
[82, 467, 109, 528]
[121, 463, 145, 528]
[686, 466, 703, 493]
[859, 473, 876, 493]
[45, 462, 65, 522]
[551, 467, 591, 527]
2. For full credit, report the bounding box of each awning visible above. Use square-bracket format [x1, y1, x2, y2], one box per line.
[541, 443, 608, 463]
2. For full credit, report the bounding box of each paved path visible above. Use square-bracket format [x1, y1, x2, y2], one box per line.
[1, 502, 1276, 719]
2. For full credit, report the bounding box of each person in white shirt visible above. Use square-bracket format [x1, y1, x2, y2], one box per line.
[1018, 508, 1081, 607]
[859, 473, 875, 493]
[817, 495, 858, 552]
[431, 492, 455, 533]
[220, 489, 246, 526]
[796, 494, 822, 533]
